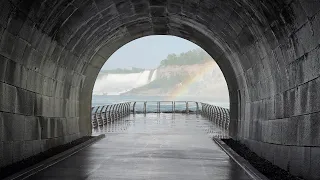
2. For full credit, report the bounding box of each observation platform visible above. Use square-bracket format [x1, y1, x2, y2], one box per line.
[27, 113, 251, 180]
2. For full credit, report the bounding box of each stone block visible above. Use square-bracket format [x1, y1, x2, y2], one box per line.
[39, 116, 51, 139]
[294, 21, 317, 58]
[16, 88, 35, 115]
[0, 30, 16, 59]
[263, 143, 275, 164]
[281, 117, 299, 145]
[26, 48, 42, 71]
[24, 116, 41, 141]
[32, 140, 41, 155]
[11, 37, 28, 63]
[0, 82, 17, 113]
[283, 89, 295, 118]
[309, 112, 320, 146]
[18, 17, 35, 42]
[311, 14, 320, 47]
[25, 69, 37, 92]
[273, 145, 290, 171]
[3, 141, 13, 166]
[39, 139, 47, 152]
[56, 118, 65, 137]
[297, 114, 312, 146]
[310, 147, 320, 180]
[288, 146, 311, 178]
[2, 112, 25, 141]
[308, 78, 320, 113]
[45, 138, 56, 150]
[299, 0, 320, 17]
[34, 93, 43, 116]
[261, 120, 271, 143]
[0, 0, 14, 28]
[0, 141, 3, 167]
[270, 120, 282, 144]
[298, 82, 309, 115]
[250, 140, 262, 157]
[23, 140, 33, 159]
[0, 54, 7, 82]
[0, 112, 3, 141]
[275, 93, 284, 119]
[12, 141, 24, 163]
[289, 0, 308, 31]
[5, 59, 23, 87]
[35, 73, 44, 94]
[7, 8, 26, 36]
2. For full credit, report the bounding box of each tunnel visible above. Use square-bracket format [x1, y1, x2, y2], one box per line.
[0, 0, 320, 179]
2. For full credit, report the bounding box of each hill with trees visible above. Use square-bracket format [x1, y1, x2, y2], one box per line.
[159, 49, 211, 67]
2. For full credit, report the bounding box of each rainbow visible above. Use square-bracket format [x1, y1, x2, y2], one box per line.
[165, 61, 215, 101]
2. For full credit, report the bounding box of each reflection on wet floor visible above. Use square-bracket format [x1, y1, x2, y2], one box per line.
[29, 114, 250, 180]
[92, 113, 229, 139]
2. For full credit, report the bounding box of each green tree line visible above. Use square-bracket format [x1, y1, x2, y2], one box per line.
[159, 49, 211, 67]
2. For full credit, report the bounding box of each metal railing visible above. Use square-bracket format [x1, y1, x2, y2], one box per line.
[91, 102, 131, 128]
[200, 103, 230, 131]
[130, 101, 200, 114]
[91, 101, 230, 132]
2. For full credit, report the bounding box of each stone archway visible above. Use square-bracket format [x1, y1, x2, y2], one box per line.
[0, 0, 319, 179]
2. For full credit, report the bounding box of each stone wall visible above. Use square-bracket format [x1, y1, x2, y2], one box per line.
[0, 0, 320, 179]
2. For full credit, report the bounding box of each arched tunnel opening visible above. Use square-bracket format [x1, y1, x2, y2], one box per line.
[0, 0, 320, 179]
[91, 35, 230, 111]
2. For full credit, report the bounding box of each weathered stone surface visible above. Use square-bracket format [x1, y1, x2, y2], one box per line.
[310, 147, 320, 179]
[2, 141, 13, 166]
[24, 116, 40, 141]
[287, 146, 311, 178]
[0, 112, 3, 142]
[12, 141, 24, 163]
[2, 112, 25, 141]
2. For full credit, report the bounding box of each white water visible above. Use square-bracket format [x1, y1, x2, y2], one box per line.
[135, 70, 151, 87]
[150, 69, 157, 82]
[93, 70, 157, 95]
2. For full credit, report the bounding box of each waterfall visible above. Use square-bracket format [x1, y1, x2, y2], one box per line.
[150, 69, 157, 81]
[134, 70, 151, 87]
[93, 70, 153, 95]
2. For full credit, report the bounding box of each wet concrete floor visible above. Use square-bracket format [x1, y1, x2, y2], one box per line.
[28, 113, 252, 180]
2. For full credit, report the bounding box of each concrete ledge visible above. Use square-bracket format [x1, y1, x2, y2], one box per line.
[212, 138, 269, 180]
[4, 134, 106, 180]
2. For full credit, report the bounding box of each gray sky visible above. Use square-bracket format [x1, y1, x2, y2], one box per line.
[102, 35, 200, 70]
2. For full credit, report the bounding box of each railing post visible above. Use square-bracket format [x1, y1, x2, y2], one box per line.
[98, 106, 105, 126]
[144, 102, 147, 114]
[119, 103, 122, 118]
[133, 102, 136, 114]
[213, 106, 217, 124]
[172, 101, 173, 112]
[186, 101, 189, 114]
[111, 104, 116, 121]
[117, 104, 121, 119]
[157, 101, 159, 113]
[113, 104, 117, 120]
[121, 103, 124, 117]
[204, 104, 208, 117]
[104, 105, 109, 124]
[196, 102, 199, 114]
[209, 105, 211, 118]
[93, 106, 100, 128]
[173, 101, 175, 113]
[202, 104, 204, 116]
[127, 102, 130, 115]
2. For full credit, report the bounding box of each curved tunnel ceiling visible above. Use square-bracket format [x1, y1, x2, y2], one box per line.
[1, 0, 320, 178]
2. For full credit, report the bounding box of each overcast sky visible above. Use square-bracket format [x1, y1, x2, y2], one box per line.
[102, 35, 200, 70]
